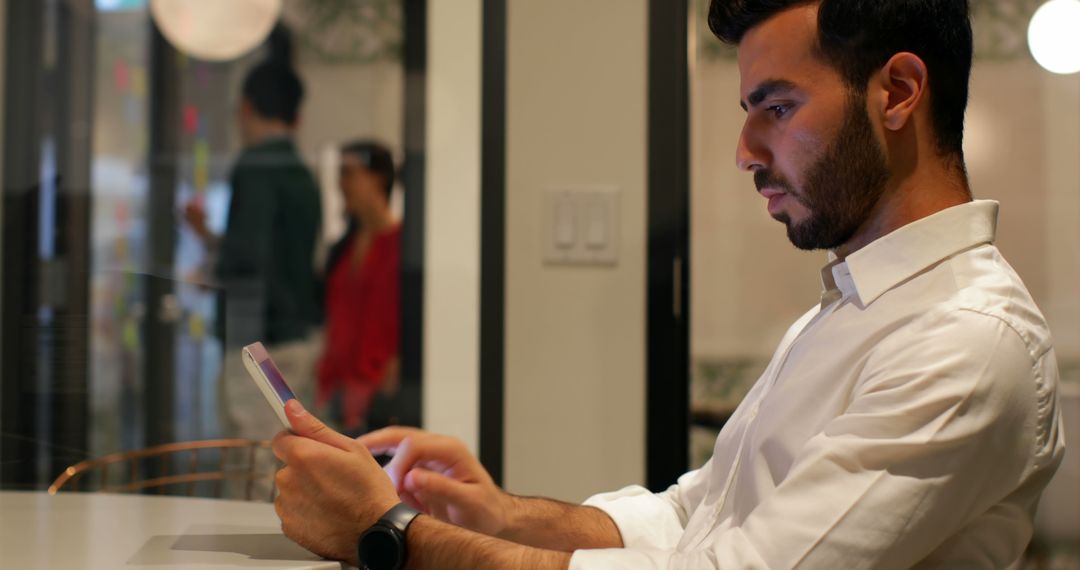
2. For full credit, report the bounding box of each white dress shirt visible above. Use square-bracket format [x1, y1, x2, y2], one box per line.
[570, 201, 1065, 569]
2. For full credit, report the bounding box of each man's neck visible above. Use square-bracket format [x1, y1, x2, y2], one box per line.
[245, 123, 294, 148]
[833, 160, 971, 260]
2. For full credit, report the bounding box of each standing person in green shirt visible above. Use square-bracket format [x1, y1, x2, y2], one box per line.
[185, 61, 322, 471]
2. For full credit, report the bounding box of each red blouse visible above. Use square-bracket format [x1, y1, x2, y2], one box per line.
[317, 225, 401, 427]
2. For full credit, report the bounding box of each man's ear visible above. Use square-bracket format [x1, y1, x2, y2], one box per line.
[874, 52, 929, 132]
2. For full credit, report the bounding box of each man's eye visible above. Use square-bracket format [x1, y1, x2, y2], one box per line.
[767, 104, 790, 119]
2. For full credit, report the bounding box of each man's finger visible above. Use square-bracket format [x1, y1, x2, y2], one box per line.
[399, 488, 427, 513]
[382, 436, 459, 488]
[284, 399, 356, 452]
[404, 468, 473, 507]
[271, 430, 292, 462]
[272, 430, 335, 465]
[356, 426, 424, 454]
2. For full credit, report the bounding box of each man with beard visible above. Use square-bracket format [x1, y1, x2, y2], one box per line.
[268, 1, 1065, 568]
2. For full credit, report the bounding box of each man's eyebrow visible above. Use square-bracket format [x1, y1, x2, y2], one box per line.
[740, 79, 798, 111]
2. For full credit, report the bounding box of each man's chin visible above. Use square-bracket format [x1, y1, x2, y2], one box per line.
[786, 220, 858, 252]
[771, 212, 792, 225]
[786, 233, 820, 251]
[770, 211, 831, 250]
[782, 217, 825, 251]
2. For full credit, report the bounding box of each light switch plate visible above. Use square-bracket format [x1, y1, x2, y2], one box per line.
[543, 188, 619, 266]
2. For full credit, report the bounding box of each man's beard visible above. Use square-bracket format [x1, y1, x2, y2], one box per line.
[755, 92, 890, 251]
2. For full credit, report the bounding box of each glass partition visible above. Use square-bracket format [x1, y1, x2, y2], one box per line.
[2, 0, 418, 495]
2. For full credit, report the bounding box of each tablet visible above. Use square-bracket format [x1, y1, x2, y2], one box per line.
[241, 341, 296, 429]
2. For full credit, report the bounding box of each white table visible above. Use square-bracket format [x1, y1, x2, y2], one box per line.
[0, 491, 345, 569]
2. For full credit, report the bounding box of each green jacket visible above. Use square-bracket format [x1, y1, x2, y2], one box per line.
[216, 138, 321, 346]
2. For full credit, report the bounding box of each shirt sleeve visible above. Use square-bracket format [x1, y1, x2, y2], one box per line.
[571, 308, 1050, 570]
[581, 461, 711, 552]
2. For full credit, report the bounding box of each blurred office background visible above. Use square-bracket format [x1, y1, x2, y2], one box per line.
[1, 0, 418, 485]
[1, 0, 1077, 563]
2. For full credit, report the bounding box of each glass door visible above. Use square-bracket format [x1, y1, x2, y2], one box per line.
[2, 0, 417, 493]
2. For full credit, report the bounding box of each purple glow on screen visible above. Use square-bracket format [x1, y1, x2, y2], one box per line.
[258, 359, 295, 403]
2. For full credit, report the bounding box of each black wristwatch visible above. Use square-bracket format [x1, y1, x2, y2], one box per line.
[357, 503, 422, 570]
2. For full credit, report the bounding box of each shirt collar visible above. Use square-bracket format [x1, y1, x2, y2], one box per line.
[247, 135, 295, 152]
[821, 200, 999, 307]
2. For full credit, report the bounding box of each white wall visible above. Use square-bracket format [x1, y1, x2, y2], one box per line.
[1035, 70, 1080, 360]
[965, 61, 1080, 362]
[504, 0, 648, 502]
[422, 0, 482, 452]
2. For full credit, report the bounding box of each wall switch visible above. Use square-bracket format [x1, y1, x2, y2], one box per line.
[584, 193, 610, 249]
[543, 188, 619, 266]
[554, 193, 577, 248]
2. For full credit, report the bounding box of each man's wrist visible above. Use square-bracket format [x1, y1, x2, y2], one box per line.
[356, 502, 421, 570]
[488, 495, 622, 552]
[405, 514, 572, 570]
[495, 492, 523, 540]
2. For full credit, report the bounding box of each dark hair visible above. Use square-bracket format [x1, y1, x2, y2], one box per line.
[341, 140, 396, 201]
[266, 22, 295, 66]
[241, 61, 304, 124]
[709, 0, 972, 158]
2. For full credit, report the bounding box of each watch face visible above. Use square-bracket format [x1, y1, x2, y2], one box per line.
[359, 526, 403, 570]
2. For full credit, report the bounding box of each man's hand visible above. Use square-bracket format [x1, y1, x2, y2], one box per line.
[358, 427, 513, 538]
[183, 201, 210, 238]
[272, 400, 400, 564]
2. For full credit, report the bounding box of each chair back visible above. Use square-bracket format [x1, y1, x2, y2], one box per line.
[48, 439, 278, 502]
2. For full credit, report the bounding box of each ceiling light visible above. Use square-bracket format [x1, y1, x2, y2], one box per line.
[149, 0, 282, 62]
[1028, 0, 1080, 75]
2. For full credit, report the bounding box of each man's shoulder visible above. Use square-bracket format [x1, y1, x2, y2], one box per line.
[233, 141, 319, 195]
[866, 245, 1062, 464]
[941, 244, 1052, 359]
[861, 243, 1053, 372]
[235, 139, 307, 170]
[874, 241, 1046, 337]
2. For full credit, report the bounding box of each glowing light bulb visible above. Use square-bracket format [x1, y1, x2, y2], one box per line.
[1028, 0, 1080, 75]
[150, 0, 281, 62]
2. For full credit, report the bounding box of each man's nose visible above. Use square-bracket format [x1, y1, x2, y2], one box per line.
[736, 121, 770, 172]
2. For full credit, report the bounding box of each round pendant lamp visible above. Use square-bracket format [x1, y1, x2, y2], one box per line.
[150, 0, 282, 62]
[1028, 0, 1080, 75]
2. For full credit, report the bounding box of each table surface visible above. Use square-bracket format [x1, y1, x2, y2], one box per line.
[0, 491, 345, 569]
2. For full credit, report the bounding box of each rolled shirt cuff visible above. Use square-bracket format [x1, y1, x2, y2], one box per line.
[581, 485, 685, 551]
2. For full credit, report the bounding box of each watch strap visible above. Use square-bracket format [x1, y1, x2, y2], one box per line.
[357, 504, 421, 570]
[378, 502, 421, 534]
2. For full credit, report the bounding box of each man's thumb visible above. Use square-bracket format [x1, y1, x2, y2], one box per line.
[284, 399, 355, 451]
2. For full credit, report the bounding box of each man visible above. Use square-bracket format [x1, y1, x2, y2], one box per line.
[271, 1, 1065, 568]
[185, 61, 322, 451]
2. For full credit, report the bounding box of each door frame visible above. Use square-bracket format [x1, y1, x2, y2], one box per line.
[646, 0, 692, 491]
[1, 0, 96, 488]
[478, 0, 507, 485]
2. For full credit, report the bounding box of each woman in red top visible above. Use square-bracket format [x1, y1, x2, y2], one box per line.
[317, 140, 400, 433]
